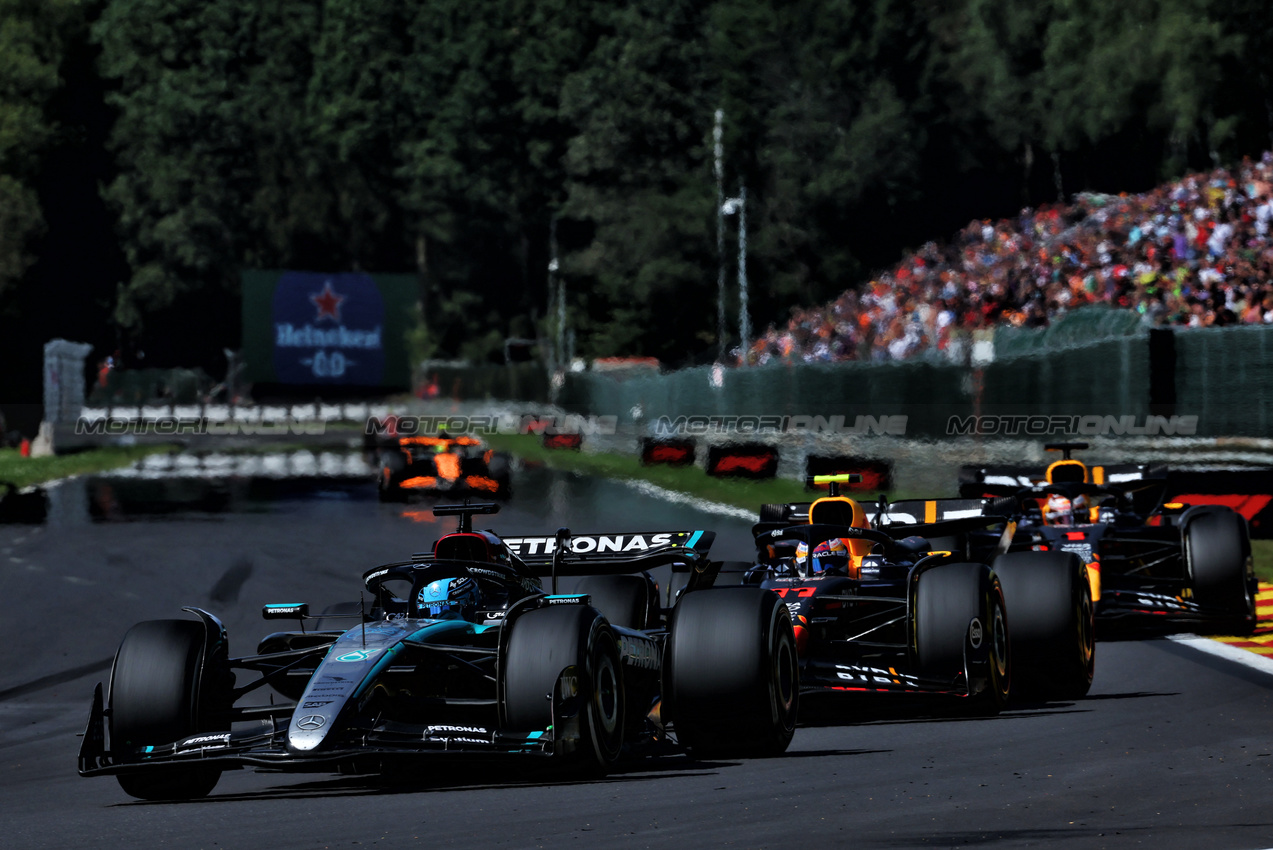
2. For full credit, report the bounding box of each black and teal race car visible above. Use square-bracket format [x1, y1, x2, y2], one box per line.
[79, 503, 797, 800]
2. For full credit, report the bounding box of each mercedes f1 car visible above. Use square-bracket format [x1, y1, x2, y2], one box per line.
[376, 435, 511, 500]
[79, 503, 797, 800]
[959, 443, 1257, 635]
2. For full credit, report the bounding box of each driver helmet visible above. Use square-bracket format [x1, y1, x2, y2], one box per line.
[793, 540, 811, 574]
[809, 538, 849, 575]
[417, 576, 480, 619]
[1044, 494, 1074, 526]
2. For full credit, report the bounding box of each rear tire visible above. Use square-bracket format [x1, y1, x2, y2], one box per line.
[109, 619, 228, 800]
[377, 452, 408, 502]
[665, 586, 798, 758]
[502, 605, 624, 773]
[914, 562, 1010, 714]
[1187, 510, 1256, 635]
[575, 575, 655, 630]
[487, 453, 512, 497]
[993, 551, 1094, 700]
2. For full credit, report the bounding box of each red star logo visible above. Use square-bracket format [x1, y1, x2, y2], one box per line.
[310, 280, 344, 322]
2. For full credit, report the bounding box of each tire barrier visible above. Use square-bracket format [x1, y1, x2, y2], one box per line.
[639, 438, 696, 466]
[705, 443, 781, 479]
[543, 433, 584, 450]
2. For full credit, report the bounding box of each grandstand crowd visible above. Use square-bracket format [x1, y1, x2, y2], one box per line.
[741, 152, 1273, 365]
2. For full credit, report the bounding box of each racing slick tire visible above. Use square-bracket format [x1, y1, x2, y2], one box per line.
[502, 605, 624, 773]
[664, 586, 798, 758]
[108, 619, 230, 800]
[377, 451, 409, 502]
[992, 551, 1094, 700]
[1186, 510, 1256, 635]
[486, 452, 512, 497]
[574, 575, 656, 630]
[914, 562, 1010, 714]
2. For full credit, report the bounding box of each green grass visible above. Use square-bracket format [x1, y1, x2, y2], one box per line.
[0, 445, 174, 488]
[484, 433, 921, 514]
[1252, 540, 1273, 584]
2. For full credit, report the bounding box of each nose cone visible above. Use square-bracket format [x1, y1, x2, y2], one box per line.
[284, 618, 475, 753]
[286, 650, 380, 752]
[285, 628, 406, 753]
[288, 710, 336, 752]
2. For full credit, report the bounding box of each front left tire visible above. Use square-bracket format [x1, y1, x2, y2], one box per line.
[109, 619, 229, 800]
[502, 605, 624, 773]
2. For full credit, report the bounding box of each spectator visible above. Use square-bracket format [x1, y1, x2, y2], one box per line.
[740, 152, 1273, 364]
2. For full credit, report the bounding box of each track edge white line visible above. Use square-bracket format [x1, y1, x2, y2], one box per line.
[1167, 634, 1273, 677]
[616, 479, 758, 521]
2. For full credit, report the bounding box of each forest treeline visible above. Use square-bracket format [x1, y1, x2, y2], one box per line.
[3, 0, 1273, 376]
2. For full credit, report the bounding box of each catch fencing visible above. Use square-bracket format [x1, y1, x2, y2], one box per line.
[555, 307, 1267, 439]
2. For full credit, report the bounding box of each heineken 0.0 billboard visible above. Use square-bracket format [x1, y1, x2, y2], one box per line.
[242, 270, 417, 388]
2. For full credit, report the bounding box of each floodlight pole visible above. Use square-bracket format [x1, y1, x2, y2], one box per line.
[737, 181, 749, 360]
[714, 109, 727, 364]
[722, 185, 749, 365]
[550, 216, 563, 370]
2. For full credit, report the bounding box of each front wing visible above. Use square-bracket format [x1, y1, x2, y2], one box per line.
[1097, 580, 1254, 626]
[1095, 534, 1254, 626]
[801, 656, 978, 698]
[795, 629, 995, 701]
[79, 666, 585, 778]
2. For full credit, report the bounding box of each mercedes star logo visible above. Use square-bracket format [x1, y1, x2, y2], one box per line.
[297, 715, 327, 731]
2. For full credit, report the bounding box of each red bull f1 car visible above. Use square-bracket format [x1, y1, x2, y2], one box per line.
[78, 503, 797, 800]
[376, 435, 512, 500]
[959, 442, 1256, 636]
[741, 475, 1012, 711]
[742, 475, 1095, 706]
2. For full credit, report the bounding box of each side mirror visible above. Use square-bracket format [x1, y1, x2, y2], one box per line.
[262, 603, 308, 620]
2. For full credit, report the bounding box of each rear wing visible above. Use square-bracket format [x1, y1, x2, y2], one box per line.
[872, 497, 1011, 539]
[1090, 463, 1168, 485]
[505, 530, 715, 574]
[753, 496, 1008, 543]
[877, 498, 991, 526]
[959, 462, 1168, 496]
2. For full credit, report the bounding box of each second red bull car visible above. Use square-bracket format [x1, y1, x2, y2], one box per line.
[960, 443, 1257, 636]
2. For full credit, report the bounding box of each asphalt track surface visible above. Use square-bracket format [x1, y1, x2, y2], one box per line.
[2, 464, 1272, 849]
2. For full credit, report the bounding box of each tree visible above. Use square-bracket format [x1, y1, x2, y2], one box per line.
[721, 0, 933, 315]
[395, 0, 599, 362]
[557, 0, 717, 362]
[0, 0, 80, 298]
